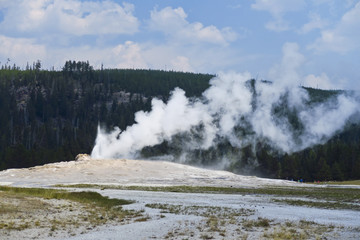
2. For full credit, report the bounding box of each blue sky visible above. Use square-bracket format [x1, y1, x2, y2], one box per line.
[0, 0, 359, 90]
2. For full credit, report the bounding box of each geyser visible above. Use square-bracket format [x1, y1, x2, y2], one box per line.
[91, 71, 359, 163]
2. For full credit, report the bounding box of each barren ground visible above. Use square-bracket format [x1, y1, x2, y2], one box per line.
[0, 156, 359, 239]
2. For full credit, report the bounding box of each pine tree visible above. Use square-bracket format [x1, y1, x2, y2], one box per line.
[318, 157, 332, 181]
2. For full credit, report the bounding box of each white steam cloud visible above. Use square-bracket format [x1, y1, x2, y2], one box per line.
[91, 43, 359, 163]
[91, 71, 359, 161]
[91, 87, 215, 159]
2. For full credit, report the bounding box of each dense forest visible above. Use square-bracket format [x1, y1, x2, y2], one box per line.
[0, 61, 212, 169]
[0, 60, 359, 182]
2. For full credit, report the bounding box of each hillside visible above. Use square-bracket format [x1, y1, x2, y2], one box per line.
[0, 61, 359, 181]
[0, 61, 211, 170]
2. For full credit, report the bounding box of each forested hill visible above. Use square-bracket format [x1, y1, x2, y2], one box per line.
[0, 61, 359, 181]
[0, 61, 212, 170]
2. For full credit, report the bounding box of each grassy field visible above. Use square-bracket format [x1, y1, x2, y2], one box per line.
[0, 185, 133, 207]
[1, 184, 358, 239]
[56, 184, 360, 210]
[311, 180, 360, 186]
[0, 186, 144, 238]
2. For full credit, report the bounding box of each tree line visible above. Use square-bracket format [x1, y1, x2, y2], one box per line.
[0, 60, 359, 181]
[0, 61, 212, 170]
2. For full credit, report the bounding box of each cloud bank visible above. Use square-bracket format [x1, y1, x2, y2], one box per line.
[149, 7, 237, 46]
[0, 0, 139, 36]
[0, 0, 358, 90]
[308, 2, 360, 53]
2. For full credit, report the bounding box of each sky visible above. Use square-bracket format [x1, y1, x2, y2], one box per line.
[0, 0, 359, 90]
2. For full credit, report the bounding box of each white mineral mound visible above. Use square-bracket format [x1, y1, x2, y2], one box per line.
[0, 154, 297, 188]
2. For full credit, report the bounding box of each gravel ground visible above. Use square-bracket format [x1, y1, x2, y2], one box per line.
[0, 156, 359, 239]
[59, 189, 360, 240]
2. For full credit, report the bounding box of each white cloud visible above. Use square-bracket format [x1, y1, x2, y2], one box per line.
[137, 42, 239, 73]
[0, 0, 139, 36]
[112, 41, 148, 69]
[268, 42, 344, 91]
[0, 35, 46, 66]
[268, 42, 305, 86]
[303, 73, 342, 89]
[298, 12, 328, 34]
[149, 7, 237, 45]
[7, 36, 240, 73]
[52, 41, 148, 70]
[251, 0, 306, 32]
[0, 38, 148, 70]
[170, 56, 193, 72]
[0, 1, 247, 74]
[308, 2, 360, 53]
[252, 0, 305, 15]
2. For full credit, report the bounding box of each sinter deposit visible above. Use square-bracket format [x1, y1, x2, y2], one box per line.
[0, 154, 297, 188]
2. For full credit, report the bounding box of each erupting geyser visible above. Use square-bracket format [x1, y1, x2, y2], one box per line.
[91, 71, 359, 164]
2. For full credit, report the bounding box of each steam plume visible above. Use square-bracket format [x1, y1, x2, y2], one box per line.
[91, 71, 359, 160]
[91, 42, 359, 164]
[91, 87, 215, 159]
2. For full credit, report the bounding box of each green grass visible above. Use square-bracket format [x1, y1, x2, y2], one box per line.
[273, 198, 360, 211]
[0, 185, 133, 208]
[312, 180, 360, 186]
[56, 184, 360, 205]
[261, 219, 334, 240]
[242, 217, 272, 230]
[145, 203, 254, 217]
[0, 185, 141, 237]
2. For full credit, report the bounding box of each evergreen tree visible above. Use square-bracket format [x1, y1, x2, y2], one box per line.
[0, 61, 360, 182]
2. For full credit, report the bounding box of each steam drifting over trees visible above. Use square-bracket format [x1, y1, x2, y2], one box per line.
[0, 61, 359, 182]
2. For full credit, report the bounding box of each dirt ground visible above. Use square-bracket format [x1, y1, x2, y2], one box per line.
[0, 155, 359, 239]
